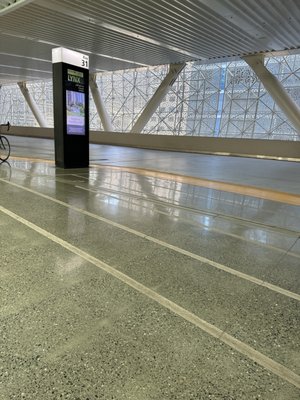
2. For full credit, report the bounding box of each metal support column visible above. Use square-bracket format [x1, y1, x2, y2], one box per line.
[244, 55, 300, 135]
[89, 74, 114, 131]
[17, 81, 48, 127]
[130, 63, 186, 133]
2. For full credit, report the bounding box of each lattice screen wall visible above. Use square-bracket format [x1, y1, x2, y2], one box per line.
[1, 55, 300, 140]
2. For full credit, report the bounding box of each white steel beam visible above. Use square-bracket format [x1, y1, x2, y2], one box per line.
[244, 55, 300, 135]
[17, 81, 47, 127]
[0, 0, 34, 16]
[89, 74, 114, 132]
[130, 63, 186, 133]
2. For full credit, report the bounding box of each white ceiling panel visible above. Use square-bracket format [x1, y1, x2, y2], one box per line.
[0, 0, 300, 83]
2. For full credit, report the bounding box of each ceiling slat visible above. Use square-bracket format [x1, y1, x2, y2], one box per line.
[0, 0, 300, 83]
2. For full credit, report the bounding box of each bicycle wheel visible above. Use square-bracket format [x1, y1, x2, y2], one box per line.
[0, 135, 10, 162]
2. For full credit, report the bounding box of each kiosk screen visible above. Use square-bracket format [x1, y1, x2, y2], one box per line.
[66, 90, 85, 135]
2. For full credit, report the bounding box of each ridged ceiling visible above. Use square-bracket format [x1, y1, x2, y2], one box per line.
[0, 0, 300, 83]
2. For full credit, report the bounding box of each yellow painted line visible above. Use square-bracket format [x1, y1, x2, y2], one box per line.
[90, 164, 300, 206]
[10, 156, 54, 164]
[9, 155, 300, 205]
[8, 165, 300, 255]
[1, 177, 299, 302]
[1, 204, 300, 389]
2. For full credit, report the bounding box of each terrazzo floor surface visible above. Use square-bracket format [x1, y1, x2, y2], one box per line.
[0, 138, 299, 399]
[6, 135, 300, 194]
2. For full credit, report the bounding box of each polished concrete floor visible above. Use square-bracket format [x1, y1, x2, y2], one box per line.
[0, 136, 300, 399]
[7, 135, 300, 194]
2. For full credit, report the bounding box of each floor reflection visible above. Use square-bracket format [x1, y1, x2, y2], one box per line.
[0, 160, 12, 181]
[2, 159, 299, 256]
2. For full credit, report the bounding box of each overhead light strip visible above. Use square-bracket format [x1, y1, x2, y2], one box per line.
[0, 51, 51, 63]
[2, 32, 149, 67]
[0, 63, 51, 74]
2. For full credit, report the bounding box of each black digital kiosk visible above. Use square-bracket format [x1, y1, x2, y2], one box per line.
[52, 48, 89, 168]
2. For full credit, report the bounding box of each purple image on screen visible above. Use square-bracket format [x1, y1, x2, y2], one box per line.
[66, 90, 85, 135]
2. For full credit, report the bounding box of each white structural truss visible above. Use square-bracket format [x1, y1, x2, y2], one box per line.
[0, 80, 52, 127]
[244, 54, 300, 135]
[17, 81, 47, 127]
[89, 73, 114, 132]
[131, 63, 186, 133]
[0, 0, 34, 16]
[1, 55, 300, 140]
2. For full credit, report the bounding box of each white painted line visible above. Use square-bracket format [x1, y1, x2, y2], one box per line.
[0, 177, 299, 302]
[72, 176, 300, 237]
[1, 204, 300, 390]
[73, 183, 300, 260]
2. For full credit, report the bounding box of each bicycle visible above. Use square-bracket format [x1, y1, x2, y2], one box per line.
[0, 122, 11, 162]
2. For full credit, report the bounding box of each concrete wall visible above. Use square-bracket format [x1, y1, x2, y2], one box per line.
[8, 126, 300, 160]
[8, 126, 53, 139]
